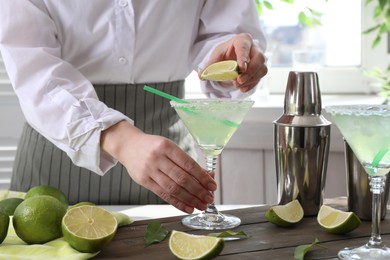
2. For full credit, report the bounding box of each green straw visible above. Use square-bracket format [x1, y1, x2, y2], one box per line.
[143, 85, 240, 127]
[372, 148, 389, 167]
[143, 85, 188, 104]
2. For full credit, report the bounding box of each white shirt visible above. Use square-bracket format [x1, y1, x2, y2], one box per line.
[0, 0, 266, 175]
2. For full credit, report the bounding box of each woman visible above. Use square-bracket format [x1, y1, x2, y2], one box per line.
[0, 0, 267, 213]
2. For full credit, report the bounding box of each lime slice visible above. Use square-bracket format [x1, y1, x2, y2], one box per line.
[317, 205, 361, 234]
[200, 60, 239, 81]
[62, 205, 117, 253]
[265, 200, 304, 227]
[169, 230, 224, 260]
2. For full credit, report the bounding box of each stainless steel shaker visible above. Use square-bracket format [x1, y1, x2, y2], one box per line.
[274, 71, 331, 216]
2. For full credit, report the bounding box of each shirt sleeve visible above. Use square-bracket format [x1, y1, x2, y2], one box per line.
[191, 0, 267, 99]
[0, 1, 130, 175]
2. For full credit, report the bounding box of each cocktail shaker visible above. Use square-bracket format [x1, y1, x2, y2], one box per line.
[274, 71, 331, 216]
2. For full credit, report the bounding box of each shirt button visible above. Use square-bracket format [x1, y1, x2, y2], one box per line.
[118, 57, 127, 64]
[119, 0, 128, 7]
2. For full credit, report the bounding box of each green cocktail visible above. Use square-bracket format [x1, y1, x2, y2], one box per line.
[171, 98, 254, 230]
[326, 105, 390, 259]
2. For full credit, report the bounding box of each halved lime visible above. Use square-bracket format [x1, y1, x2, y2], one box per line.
[265, 200, 304, 227]
[317, 205, 361, 234]
[62, 205, 117, 253]
[169, 230, 224, 260]
[200, 60, 239, 81]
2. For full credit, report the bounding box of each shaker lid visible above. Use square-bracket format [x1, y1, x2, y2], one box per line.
[274, 71, 331, 126]
[284, 71, 322, 116]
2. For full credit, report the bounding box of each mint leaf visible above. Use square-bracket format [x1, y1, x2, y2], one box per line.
[144, 220, 169, 246]
[207, 230, 248, 238]
[294, 238, 320, 260]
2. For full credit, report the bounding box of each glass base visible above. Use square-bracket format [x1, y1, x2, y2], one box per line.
[181, 212, 241, 230]
[338, 244, 390, 259]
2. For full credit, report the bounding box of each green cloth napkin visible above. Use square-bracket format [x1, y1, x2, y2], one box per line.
[0, 221, 98, 259]
[0, 190, 107, 260]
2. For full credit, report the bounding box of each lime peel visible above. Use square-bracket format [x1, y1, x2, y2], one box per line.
[317, 205, 361, 234]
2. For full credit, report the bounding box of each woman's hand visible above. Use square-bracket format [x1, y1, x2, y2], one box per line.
[100, 121, 216, 214]
[200, 33, 268, 93]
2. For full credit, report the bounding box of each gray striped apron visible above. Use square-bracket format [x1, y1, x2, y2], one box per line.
[10, 81, 197, 205]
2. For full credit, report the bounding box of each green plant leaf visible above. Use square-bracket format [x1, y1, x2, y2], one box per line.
[294, 238, 320, 260]
[207, 230, 248, 238]
[144, 220, 169, 246]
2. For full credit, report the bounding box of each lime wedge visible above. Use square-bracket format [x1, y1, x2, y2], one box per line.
[317, 205, 361, 234]
[265, 200, 304, 227]
[62, 205, 117, 253]
[111, 211, 133, 227]
[169, 230, 224, 260]
[200, 60, 239, 81]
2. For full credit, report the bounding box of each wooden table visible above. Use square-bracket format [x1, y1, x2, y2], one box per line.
[95, 199, 390, 259]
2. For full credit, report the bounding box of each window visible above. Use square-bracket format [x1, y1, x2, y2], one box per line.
[186, 0, 389, 95]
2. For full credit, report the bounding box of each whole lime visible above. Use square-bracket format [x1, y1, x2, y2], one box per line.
[0, 211, 9, 244]
[0, 198, 24, 216]
[13, 195, 67, 244]
[25, 185, 68, 206]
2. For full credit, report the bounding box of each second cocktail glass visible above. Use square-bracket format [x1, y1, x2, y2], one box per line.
[171, 99, 254, 230]
[326, 105, 390, 259]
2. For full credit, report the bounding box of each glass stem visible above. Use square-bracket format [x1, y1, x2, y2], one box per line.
[368, 175, 387, 247]
[204, 155, 219, 215]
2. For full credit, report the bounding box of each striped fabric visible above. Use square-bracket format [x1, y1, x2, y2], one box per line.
[10, 81, 197, 205]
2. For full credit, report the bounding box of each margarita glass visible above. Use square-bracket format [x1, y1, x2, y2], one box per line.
[326, 105, 390, 259]
[171, 98, 254, 230]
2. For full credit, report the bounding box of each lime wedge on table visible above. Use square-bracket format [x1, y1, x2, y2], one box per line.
[200, 60, 239, 81]
[169, 230, 224, 260]
[62, 205, 117, 253]
[317, 205, 361, 234]
[265, 200, 304, 227]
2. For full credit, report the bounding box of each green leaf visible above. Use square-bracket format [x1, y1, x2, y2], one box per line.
[263, 1, 273, 10]
[207, 230, 248, 238]
[144, 220, 169, 246]
[294, 238, 320, 260]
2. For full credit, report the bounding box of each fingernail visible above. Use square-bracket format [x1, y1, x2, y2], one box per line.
[243, 61, 248, 72]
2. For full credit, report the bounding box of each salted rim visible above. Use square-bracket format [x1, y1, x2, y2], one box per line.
[325, 104, 390, 116]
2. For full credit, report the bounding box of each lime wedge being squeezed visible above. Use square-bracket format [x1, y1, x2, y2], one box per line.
[200, 60, 239, 81]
